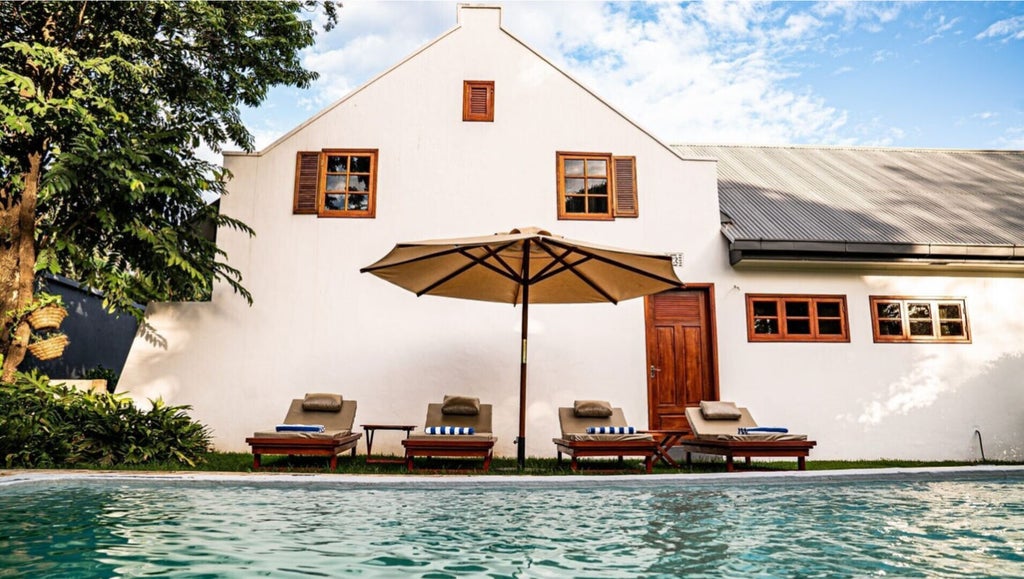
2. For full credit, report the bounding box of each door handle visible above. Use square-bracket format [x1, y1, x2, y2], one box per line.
[650, 365, 661, 378]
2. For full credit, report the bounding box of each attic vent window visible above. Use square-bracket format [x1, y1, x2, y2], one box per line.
[463, 80, 494, 122]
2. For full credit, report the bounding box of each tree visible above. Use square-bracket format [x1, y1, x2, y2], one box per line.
[0, 1, 337, 379]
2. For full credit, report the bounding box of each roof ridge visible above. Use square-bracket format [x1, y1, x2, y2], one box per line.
[671, 143, 1024, 154]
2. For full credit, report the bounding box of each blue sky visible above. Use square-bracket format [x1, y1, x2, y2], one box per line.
[241, 1, 1024, 151]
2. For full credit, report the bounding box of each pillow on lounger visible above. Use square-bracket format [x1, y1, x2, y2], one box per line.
[574, 400, 613, 418]
[442, 395, 480, 415]
[302, 393, 343, 412]
[700, 400, 742, 420]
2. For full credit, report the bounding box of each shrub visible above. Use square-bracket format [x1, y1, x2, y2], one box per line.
[0, 371, 211, 468]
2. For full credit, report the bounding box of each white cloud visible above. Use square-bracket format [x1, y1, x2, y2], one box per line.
[872, 49, 895, 63]
[832, 65, 854, 76]
[995, 126, 1024, 149]
[976, 15, 1024, 41]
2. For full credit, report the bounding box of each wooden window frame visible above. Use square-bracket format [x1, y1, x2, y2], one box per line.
[746, 294, 850, 342]
[869, 296, 971, 343]
[556, 151, 614, 221]
[463, 80, 494, 122]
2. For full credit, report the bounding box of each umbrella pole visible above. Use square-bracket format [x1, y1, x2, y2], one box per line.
[517, 243, 530, 470]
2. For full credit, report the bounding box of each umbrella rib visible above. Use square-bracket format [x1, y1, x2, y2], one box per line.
[414, 243, 522, 296]
[542, 238, 684, 288]
[533, 242, 617, 303]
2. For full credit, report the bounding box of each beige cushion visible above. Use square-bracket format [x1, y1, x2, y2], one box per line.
[302, 393, 343, 412]
[573, 400, 613, 418]
[700, 400, 742, 420]
[442, 395, 480, 416]
[426, 403, 492, 432]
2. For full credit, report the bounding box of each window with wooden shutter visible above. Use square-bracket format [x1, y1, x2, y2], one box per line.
[293, 151, 320, 214]
[556, 151, 639, 220]
[612, 156, 638, 217]
[463, 80, 494, 122]
[292, 149, 378, 218]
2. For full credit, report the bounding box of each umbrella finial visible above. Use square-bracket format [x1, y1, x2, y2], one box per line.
[508, 227, 552, 236]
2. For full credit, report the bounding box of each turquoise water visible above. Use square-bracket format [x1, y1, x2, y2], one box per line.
[1, 475, 1022, 578]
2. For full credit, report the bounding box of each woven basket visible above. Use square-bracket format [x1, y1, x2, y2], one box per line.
[27, 334, 70, 361]
[27, 305, 68, 330]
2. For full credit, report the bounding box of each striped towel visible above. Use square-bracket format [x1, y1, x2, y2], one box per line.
[739, 427, 789, 434]
[424, 426, 475, 435]
[586, 426, 636, 434]
[276, 424, 325, 433]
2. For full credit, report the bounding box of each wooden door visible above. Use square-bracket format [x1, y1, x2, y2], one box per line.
[644, 287, 718, 431]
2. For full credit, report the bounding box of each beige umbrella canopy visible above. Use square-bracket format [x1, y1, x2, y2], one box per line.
[361, 227, 683, 467]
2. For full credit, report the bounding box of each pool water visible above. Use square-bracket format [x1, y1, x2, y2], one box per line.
[1, 475, 1022, 577]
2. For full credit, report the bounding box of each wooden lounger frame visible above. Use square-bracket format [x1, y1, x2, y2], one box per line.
[402, 438, 495, 472]
[554, 439, 657, 473]
[245, 433, 361, 470]
[677, 438, 817, 471]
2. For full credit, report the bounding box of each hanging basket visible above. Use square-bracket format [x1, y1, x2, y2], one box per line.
[28, 334, 70, 361]
[27, 305, 68, 330]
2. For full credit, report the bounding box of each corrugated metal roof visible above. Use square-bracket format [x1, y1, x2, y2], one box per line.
[672, 145, 1024, 263]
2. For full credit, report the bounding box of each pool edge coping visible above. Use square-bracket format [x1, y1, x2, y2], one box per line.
[2, 464, 1023, 487]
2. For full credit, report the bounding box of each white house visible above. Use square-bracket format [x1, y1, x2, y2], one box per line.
[119, 4, 1024, 462]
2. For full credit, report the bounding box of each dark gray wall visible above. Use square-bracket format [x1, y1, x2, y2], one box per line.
[20, 275, 141, 382]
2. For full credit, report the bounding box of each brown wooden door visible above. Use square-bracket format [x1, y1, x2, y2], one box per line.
[645, 287, 718, 431]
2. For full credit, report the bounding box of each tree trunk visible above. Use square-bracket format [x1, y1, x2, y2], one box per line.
[1, 152, 41, 382]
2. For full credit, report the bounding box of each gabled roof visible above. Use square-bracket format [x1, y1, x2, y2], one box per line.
[672, 145, 1024, 268]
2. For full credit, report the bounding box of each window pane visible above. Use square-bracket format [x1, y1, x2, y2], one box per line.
[324, 194, 345, 210]
[754, 318, 778, 334]
[879, 320, 903, 335]
[586, 178, 608, 196]
[818, 319, 842, 335]
[940, 321, 964, 337]
[786, 319, 811, 334]
[349, 156, 371, 172]
[565, 196, 585, 213]
[877, 303, 902, 318]
[326, 155, 348, 172]
[588, 196, 608, 214]
[586, 159, 607, 176]
[938, 304, 962, 319]
[909, 321, 934, 336]
[325, 175, 345, 192]
[564, 159, 585, 176]
[817, 302, 840, 317]
[348, 175, 369, 192]
[752, 301, 777, 316]
[785, 301, 809, 317]
[565, 178, 586, 195]
[348, 194, 369, 211]
[908, 303, 931, 319]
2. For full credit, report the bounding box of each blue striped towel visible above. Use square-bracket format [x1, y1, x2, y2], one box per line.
[276, 424, 325, 432]
[586, 426, 636, 434]
[424, 426, 475, 435]
[739, 427, 789, 434]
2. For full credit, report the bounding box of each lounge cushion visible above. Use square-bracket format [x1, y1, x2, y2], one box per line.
[574, 400, 613, 418]
[302, 393, 343, 412]
[700, 400, 742, 420]
[442, 395, 480, 415]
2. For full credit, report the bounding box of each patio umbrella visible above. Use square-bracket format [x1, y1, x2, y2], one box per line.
[360, 227, 683, 468]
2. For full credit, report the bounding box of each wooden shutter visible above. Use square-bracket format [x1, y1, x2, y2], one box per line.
[613, 156, 638, 217]
[293, 151, 320, 214]
[463, 80, 494, 122]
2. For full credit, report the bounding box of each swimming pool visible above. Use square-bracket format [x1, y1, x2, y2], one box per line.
[1, 470, 1022, 577]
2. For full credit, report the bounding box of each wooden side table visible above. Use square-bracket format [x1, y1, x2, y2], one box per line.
[639, 429, 691, 468]
[361, 424, 416, 464]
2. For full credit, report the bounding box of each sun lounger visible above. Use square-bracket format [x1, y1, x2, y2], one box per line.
[552, 401, 658, 473]
[402, 396, 496, 472]
[245, 393, 361, 470]
[679, 401, 817, 471]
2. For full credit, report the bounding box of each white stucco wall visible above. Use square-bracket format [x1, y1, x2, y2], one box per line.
[119, 5, 1022, 462]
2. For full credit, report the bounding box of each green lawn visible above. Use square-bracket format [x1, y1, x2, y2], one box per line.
[43, 452, 1019, 476]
